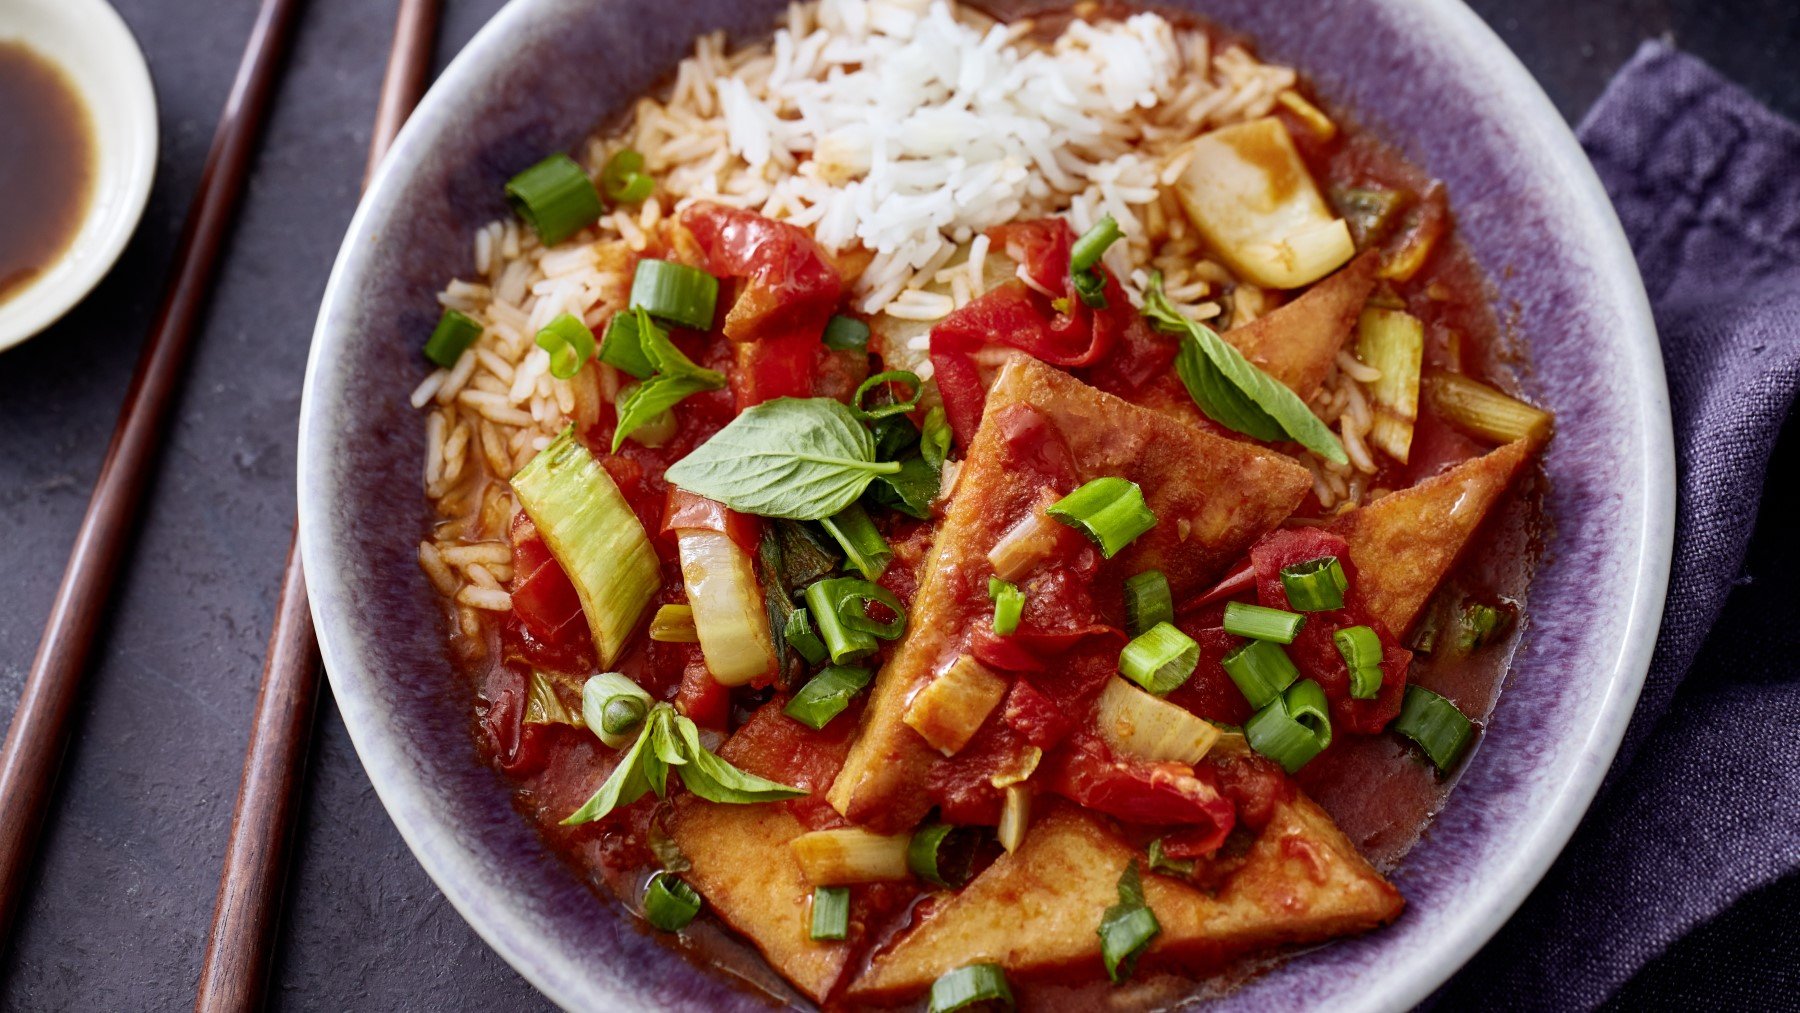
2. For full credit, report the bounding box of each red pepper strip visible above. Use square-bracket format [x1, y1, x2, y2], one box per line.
[730, 329, 818, 410]
[1180, 558, 1257, 612]
[1045, 736, 1237, 842]
[676, 659, 732, 730]
[678, 202, 842, 345]
[661, 487, 762, 556]
[508, 512, 589, 649]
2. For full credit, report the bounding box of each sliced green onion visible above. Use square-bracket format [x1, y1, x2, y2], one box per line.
[1221, 638, 1300, 709]
[1048, 477, 1156, 559]
[1244, 680, 1332, 773]
[602, 697, 647, 736]
[988, 577, 1025, 636]
[1280, 556, 1348, 611]
[629, 259, 719, 331]
[423, 308, 482, 367]
[823, 314, 871, 351]
[1097, 861, 1160, 984]
[582, 672, 655, 749]
[599, 308, 657, 379]
[908, 823, 978, 888]
[810, 886, 851, 941]
[1123, 570, 1172, 638]
[1395, 685, 1475, 772]
[920, 407, 953, 469]
[783, 665, 874, 730]
[1146, 838, 1195, 878]
[827, 578, 907, 640]
[1119, 621, 1199, 696]
[1070, 215, 1122, 310]
[783, 607, 829, 666]
[1334, 625, 1384, 699]
[1222, 601, 1305, 644]
[803, 578, 878, 664]
[534, 312, 598, 379]
[600, 148, 654, 203]
[927, 964, 1014, 1013]
[505, 153, 603, 246]
[643, 872, 703, 931]
[1454, 600, 1515, 653]
[853, 370, 925, 422]
[819, 504, 891, 581]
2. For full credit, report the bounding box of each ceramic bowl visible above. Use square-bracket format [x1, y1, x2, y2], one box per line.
[299, 0, 1674, 1008]
[0, 0, 157, 353]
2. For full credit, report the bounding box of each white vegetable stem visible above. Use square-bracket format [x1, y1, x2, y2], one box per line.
[675, 530, 778, 686]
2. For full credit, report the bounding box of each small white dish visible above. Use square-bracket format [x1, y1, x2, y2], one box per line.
[0, 0, 157, 354]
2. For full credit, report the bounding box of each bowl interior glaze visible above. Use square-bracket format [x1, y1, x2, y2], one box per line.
[298, 1, 1673, 1009]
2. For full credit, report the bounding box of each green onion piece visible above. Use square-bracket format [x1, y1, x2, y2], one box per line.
[1146, 838, 1195, 878]
[988, 577, 1025, 636]
[927, 964, 1014, 1013]
[1123, 570, 1172, 638]
[803, 578, 878, 664]
[1097, 861, 1160, 983]
[600, 148, 655, 203]
[1119, 621, 1199, 696]
[1454, 600, 1515, 653]
[642, 872, 703, 932]
[810, 886, 851, 941]
[1244, 680, 1332, 773]
[1222, 601, 1306, 644]
[908, 823, 977, 888]
[601, 696, 648, 736]
[1334, 624, 1385, 699]
[853, 370, 925, 421]
[819, 503, 892, 580]
[1280, 555, 1348, 612]
[783, 665, 874, 730]
[1221, 638, 1300, 709]
[1047, 477, 1156, 559]
[423, 308, 482, 367]
[1409, 605, 1443, 655]
[505, 153, 604, 246]
[1395, 685, 1475, 772]
[783, 607, 829, 665]
[629, 259, 719, 331]
[827, 578, 907, 640]
[1070, 215, 1122, 310]
[920, 407, 953, 469]
[599, 308, 658, 379]
[534, 312, 598, 380]
[823, 314, 871, 350]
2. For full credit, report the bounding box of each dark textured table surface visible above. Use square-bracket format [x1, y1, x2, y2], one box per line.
[1, 1, 1795, 1009]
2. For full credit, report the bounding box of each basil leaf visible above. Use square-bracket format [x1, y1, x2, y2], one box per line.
[920, 407, 952, 469]
[561, 714, 658, 825]
[611, 310, 726, 451]
[866, 454, 939, 519]
[870, 414, 921, 461]
[1097, 861, 1161, 983]
[756, 527, 798, 687]
[664, 397, 901, 519]
[771, 519, 842, 590]
[1143, 274, 1347, 464]
[670, 714, 807, 804]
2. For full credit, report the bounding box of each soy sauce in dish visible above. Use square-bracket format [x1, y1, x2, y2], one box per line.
[0, 41, 97, 305]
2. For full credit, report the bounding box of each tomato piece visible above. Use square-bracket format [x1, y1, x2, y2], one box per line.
[731, 329, 819, 410]
[679, 203, 842, 345]
[1045, 736, 1236, 841]
[661, 487, 762, 556]
[1001, 678, 1075, 750]
[482, 664, 555, 776]
[674, 659, 732, 731]
[506, 512, 596, 673]
[1214, 752, 1294, 833]
[1165, 625, 1255, 727]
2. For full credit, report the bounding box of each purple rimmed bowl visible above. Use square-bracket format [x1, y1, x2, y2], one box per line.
[298, 0, 1674, 1008]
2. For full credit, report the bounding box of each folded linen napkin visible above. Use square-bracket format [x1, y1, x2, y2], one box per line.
[1434, 41, 1800, 1010]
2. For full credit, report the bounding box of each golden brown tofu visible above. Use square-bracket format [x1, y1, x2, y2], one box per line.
[668, 800, 852, 1004]
[1331, 437, 1537, 633]
[828, 359, 1310, 832]
[847, 797, 1402, 1002]
[1223, 251, 1380, 401]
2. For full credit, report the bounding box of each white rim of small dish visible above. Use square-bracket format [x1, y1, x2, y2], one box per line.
[0, 0, 158, 354]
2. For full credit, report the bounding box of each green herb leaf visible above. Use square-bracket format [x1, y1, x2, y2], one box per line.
[1146, 838, 1195, 878]
[670, 713, 808, 804]
[561, 711, 659, 825]
[1097, 861, 1161, 983]
[1144, 273, 1347, 464]
[611, 311, 726, 451]
[770, 519, 842, 589]
[866, 455, 940, 519]
[562, 704, 803, 824]
[920, 407, 953, 469]
[664, 398, 901, 520]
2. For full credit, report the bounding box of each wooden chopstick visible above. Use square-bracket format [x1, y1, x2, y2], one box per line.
[0, 0, 306, 947]
[192, 2, 443, 1009]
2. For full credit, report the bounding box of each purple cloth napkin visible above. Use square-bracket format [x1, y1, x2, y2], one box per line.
[1434, 41, 1800, 1010]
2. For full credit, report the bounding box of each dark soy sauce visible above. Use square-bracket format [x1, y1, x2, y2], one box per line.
[0, 41, 97, 304]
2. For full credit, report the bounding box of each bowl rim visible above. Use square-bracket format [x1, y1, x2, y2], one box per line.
[0, 0, 159, 353]
[299, 0, 1674, 1009]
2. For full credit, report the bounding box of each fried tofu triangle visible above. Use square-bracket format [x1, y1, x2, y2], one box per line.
[847, 798, 1401, 1002]
[829, 358, 1311, 832]
[1330, 437, 1537, 634]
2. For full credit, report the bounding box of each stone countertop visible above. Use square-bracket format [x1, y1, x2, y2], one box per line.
[1, 0, 1795, 1008]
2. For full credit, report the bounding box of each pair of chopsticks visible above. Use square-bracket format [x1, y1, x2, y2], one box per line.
[0, 0, 445, 1006]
